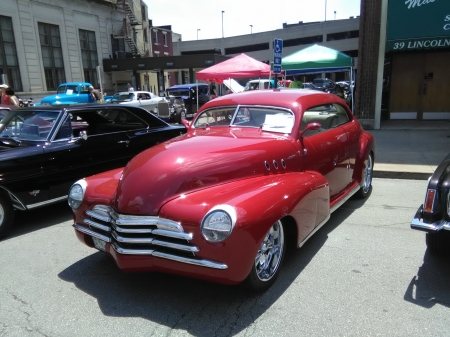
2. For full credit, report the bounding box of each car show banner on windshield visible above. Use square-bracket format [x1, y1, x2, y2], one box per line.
[386, 0, 450, 52]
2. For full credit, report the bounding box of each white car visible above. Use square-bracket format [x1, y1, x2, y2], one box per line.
[109, 91, 164, 113]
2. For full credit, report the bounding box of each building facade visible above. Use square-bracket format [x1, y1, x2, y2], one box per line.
[0, 0, 151, 100]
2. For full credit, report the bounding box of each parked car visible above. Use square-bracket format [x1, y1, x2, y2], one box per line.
[312, 78, 336, 92]
[40, 82, 95, 106]
[0, 104, 186, 239]
[158, 83, 210, 122]
[303, 82, 321, 90]
[244, 79, 275, 91]
[0, 104, 16, 118]
[69, 89, 375, 291]
[411, 153, 450, 255]
[109, 91, 164, 113]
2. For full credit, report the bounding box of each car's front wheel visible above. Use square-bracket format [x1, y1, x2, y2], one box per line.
[426, 231, 450, 255]
[0, 193, 14, 239]
[355, 152, 373, 198]
[244, 220, 285, 292]
[176, 109, 186, 124]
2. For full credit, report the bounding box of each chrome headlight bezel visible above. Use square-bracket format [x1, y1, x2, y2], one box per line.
[68, 179, 87, 209]
[201, 205, 237, 242]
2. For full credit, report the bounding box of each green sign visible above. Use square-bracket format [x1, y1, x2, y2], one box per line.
[386, 0, 450, 51]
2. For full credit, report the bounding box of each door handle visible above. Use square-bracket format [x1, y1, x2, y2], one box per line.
[423, 83, 427, 96]
[118, 140, 130, 146]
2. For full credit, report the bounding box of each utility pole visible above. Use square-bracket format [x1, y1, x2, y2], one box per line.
[222, 11, 225, 38]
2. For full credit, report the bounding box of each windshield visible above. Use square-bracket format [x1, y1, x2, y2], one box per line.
[193, 106, 294, 134]
[111, 93, 135, 102]
[57, 85, 79, 95]
[166, 90, 190, 97]
[0, 110, 59, 141]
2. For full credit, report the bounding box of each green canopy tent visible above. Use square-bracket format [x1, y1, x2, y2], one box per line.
[275, 44, 355, 112]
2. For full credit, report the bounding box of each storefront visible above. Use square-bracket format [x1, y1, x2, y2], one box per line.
[385, 0, 450, 120]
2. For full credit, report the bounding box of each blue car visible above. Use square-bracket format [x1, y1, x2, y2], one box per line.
[40, 82, 95, 106]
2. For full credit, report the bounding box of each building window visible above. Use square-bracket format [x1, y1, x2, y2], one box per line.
[0, 16, 22, 91]
[143, 29, 148, 43]
[38, 22, 65, 90]
[79, 29, 98, 85]
[111, 35, 126, 59]
[153, 30, 158, 44]
[163, 33, 167, 46]
[141, 5, 146, 22]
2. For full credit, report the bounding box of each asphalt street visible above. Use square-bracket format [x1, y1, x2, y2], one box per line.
[1, 178, 449, 337]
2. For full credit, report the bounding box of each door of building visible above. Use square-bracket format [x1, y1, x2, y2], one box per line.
[389, 51, 450, 120]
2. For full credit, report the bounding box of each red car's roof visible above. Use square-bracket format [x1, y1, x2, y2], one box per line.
[202, 89, 345, 113]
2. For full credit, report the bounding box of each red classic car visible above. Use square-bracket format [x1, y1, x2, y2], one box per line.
[69, 89, 375, 291]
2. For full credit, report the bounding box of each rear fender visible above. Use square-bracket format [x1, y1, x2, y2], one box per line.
[353, 132, 375, 183]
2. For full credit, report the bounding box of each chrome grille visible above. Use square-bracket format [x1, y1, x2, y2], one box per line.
[74, 205, 227, 270]
[157, 100, 170, 118]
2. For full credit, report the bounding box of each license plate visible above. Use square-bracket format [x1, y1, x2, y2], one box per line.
[92, 236, 107, 252]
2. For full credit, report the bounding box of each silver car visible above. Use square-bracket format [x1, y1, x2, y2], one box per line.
[110, 91, 164, 113]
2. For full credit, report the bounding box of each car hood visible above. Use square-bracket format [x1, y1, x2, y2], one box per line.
[114, 129, 300, 215]
[41, 93, 78, 104]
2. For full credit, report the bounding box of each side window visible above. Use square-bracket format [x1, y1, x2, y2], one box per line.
[300, 103, 349, 135]
[55, 116, 72, 140]
[95, 109, 148, 133]
[80, 86, 90, 94]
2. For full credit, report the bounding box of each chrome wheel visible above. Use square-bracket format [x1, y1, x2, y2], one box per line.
[254, 221, 285, 281]
[362, 154, 373, 194]
[0, 194, 14, 239]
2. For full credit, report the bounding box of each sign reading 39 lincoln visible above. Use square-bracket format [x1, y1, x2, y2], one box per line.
[386, 0, 450, 52]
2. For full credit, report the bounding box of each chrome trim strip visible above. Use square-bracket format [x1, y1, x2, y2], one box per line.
[73, 224, 111, 242]
[27, 196, 67, 209]
[330, 184, 360, 213]
[113, 217, 183, 231]
[410, 205, 450, 232]
[111, 232, 199, 252]
[111, 243, 227, 269]
[298, 214, 331, 248]
[152, 239, 200, 253]
[83, 218, 111, 232]
[86, 210, 111, 223]
[151, 229, 193, 240]
[112, 224, 153, 234]
[152, 251, 228, 269]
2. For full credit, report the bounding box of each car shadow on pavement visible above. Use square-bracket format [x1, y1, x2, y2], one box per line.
[404, 250, 450, 309]
[5, 201, 73, 240]
[58, 195, 370, 336]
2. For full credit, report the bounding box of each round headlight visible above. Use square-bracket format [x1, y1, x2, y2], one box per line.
[68, 179, 87, 209]
[201, 205, 236, 242]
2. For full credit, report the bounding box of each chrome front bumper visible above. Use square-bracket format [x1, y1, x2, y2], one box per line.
[410, 205, 450, 233]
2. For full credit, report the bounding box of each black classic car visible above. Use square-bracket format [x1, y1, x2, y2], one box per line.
[156, 83, 210, 123]
[0, 104, 186, 238]
[411, 153, 450, 255]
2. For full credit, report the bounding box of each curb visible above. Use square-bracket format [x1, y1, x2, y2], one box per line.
[373, 170, 431, 180]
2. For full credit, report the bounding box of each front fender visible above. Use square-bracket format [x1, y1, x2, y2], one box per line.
[159, 172, 329, 283]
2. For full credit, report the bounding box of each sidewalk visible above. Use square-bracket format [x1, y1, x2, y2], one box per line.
[368, 120, 450, 180]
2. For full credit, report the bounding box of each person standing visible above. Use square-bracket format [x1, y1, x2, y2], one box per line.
[127, 83, 134, 92]
[289, 75, 304, 89]
[89, 85, 103, 103]
[5, 88, 19, 107]
[0, 84, 9, 105]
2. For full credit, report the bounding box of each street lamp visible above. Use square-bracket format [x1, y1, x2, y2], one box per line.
[221, 11, 225, 38]
[250, 25, 253, 34]
[197, 28, 200, 40]
[334, 11, 336, 20]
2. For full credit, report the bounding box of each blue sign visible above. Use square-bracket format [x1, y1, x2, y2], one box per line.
[273, 38, 283, 74]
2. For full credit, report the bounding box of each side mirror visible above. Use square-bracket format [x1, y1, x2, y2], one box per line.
[299, 122, 321, 138]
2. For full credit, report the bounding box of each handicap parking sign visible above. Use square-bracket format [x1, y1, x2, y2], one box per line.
[273, 39, 283, 74]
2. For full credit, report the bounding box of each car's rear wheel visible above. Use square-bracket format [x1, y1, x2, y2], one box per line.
[355, 153, 373, 198]
[426, 231, 450, 255]
[244, 220, 285, 292]
[0, 194, 14, 239]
